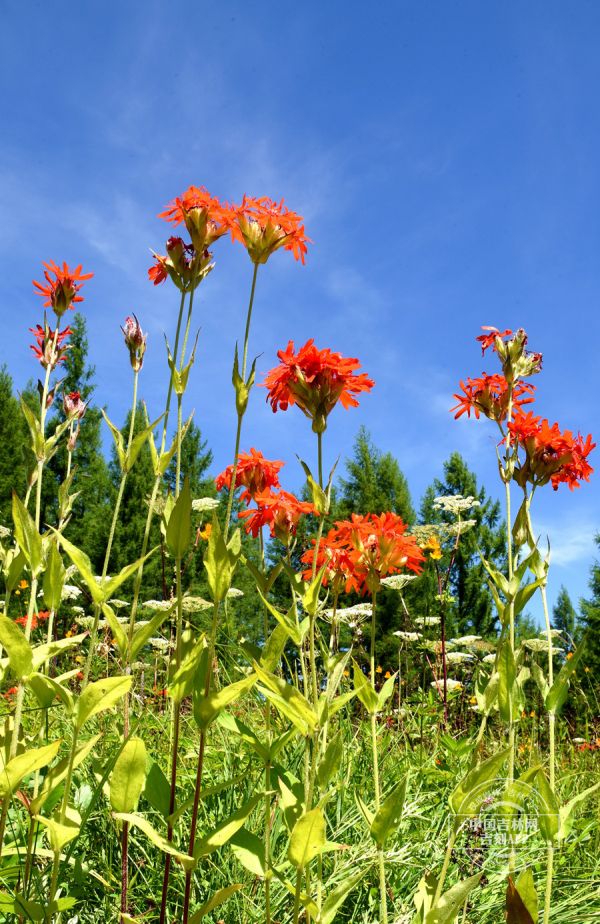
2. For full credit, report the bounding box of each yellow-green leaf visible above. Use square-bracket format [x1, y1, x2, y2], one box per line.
[110, 737, 147, 814]
[75, 676, 132, 731]
[113, 812, 194, 870]
[0, 740, 61, 797]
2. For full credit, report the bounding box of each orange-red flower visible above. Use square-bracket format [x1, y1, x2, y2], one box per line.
[215, 448, 284, 503]
[476, 326, 513, 354]
[239, 488, 318, 543]
[30, 324, 71, 369]
[159, 186, 235, 251]
[148, 236, 213, 292]
[302, 512, 424, 595]
[33, 261, 93, 315]
[263, 339, 374, 433]
[508, 411, 595, 490]
[230, 195, 310, 264]
[451, 374, 535, 422]
[15, 610, 49, 631]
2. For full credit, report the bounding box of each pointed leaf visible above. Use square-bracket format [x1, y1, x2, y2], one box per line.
[43, 541, 65, 611]
[370, 775, 408, 846]
[545, 640, 586, 712]
[110, 737, 147, 814]
[102, 410, 126, 470]
[75, 676, 132, 731]
[194, 794, 262, 859]
[12, 493, 43, 575]
[536, 769, 559, 843]
[319, 870, 366, 924]
[35, 811, 80, 851]
[30, 735, 100, 815]
[130, 601, 176, 660]
[193, 674, 256, 731]
[506, 870, 537, 924]
[425, 873, 482, 924]
[124, 414, 164, 473]
[0, 740, 61, 797]
[558, 780, 600, 841]
[288, 807, 326, 869]
[188, 884, 243, 924]
[353, 663, 378, 714]
[450, 748, 511, 820]
[0, 615, 33, 679]
[230, 827, 266, 877]
[113, 812, 194, 870]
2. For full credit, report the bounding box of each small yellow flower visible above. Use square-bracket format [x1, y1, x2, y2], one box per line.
[343, 669, 349, 678]
[421, 536, 443, 560]
[376, 665, 383, 674]
[198, 523, 213, 541]
[75, 655, 84, 664]
[521, 710, 527, 719]
[384, 670, 391, 679]
[18, 580, 28, 590]
[530, 710, 536, 718]
[65, 630, 73, 638]
[567, 651, 574, 661]
[469, 696, 478, 705]
[15, 590, 20, 596]
[584, 666, 590, 673]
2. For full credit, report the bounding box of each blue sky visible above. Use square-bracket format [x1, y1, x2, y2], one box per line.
[1, 1, 599, 622]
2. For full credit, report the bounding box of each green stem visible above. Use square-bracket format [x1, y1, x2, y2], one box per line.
[224, 263, 259, 540]
[369, 592, 388, 924]
[432, 829, 457, 907]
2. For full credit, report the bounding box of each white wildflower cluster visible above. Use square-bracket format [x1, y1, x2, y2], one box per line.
[445, 519, 477, 537]
[150, 637, 171, 652]
[431, 679, 463, 692]
[483, 653, 497, 664]
[522, 638, 563, 655]
[181, 596, 212, 613]
[393, 630, 422, 643]
[192, 497, 220, 512]
[538, 628, 562, 638]
[381, 574, 419, 592]
[62, 584, 82, 601]
[65, 564, 78, 580]
[327, 603, 372, 628]
[433, 494, 480, 515]
[71, 606, 85, 616]
[445, 651, 474, 664]
[0, 525, 11, 540]
[227, 587, 244, 598]
[415, 616, 441, 627]
[451, 635, 482, 646]
[75, 615, 98, 629]
[108, 599, 129, 610]
[142, 600, 173, 611]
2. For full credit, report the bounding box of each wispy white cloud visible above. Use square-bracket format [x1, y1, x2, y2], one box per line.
[533, 518, 597, 567]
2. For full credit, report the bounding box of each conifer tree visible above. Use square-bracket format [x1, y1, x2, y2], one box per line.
[580, 536, 600, 677]
[552, 585, 579, 645]
[0, 366, 29, 523]
[337, 426, 415, 522]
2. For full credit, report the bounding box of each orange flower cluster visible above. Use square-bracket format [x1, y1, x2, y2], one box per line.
[262, 339, 374, 434]
[153, 185, 309, 275]
[30, 323, 72, 369]
[15, 610, 50, 631]
[33, 261, 93, 315]
[302, 512, 424, 595]
[239, 489, 318, 543]
[476, 326, 513, 354]
[231, 195, 310, 265]
[215, 448, 284, 504]
[452, 373, 535, 422]
[508, 411, 595, 490]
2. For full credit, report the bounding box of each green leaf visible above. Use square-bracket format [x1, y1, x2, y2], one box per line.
[513, 579, 544, 617]
[12, 493, 43, 576]
[449, 747, 511, 820]
[425, 873, 482, 924]
[0, 740, 61, 797]
[480, 556, 511, 598]
[124, 413, 164, 473]
[355, 792, 374, 829]
[0, 615, 33, 679]
[317, 735, 343, 790]
[19, 396, 45, 459]
[257, 590, 302, 646]
[506, 870, 537, 924]
[102, 603, 128, 658]
[536, 769, 559, 843]
[353, 663, 379, 714]
[113, 813, 194, 870]
[377, 671, 397, 711]
[370, 776, 408, 846]
[103, 549, 157, 601]
[31, 633, 88, 670]
[52, 531, 102, 604]
[261, 623, 289, 672]
[545, 641, 586, 712]
[4, 549, 26, 593]
[194, 794, 262, 859]
[0, 891, 45, 921]
[298, 456, 329, 514]
[130, 602, 176, 660]
[230, 827, 266, 877]
[30, 736, 100, 815]
[157, 414, 194, 476]
[558, 781, 600, 841]
[27, 673, 74, 712]
[288, 807, 326, 869]
[204, 514, 237, 603]
[166, 477, 192, 560]
[110, 737, 147, 814]
[193, 674, 256, 731]
[168, 636, 207, 704]
[43, 541, 65, 611]
[254, 664, 317, 736]
[498, 639, 518, 723]
[143, 761, 172, 820]
[301, 563, 328, 617]
[75, 676, 132, 731]
[187, 884, 243, 924]
[413, 873, 438, 923]
[35, 810, 80, 851]
[102, 410, 126, 471]
[319, 870, 366, 924]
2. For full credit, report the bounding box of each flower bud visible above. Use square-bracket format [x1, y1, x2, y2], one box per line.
[121, 314, 147, 372]
[63, 390, 86, 419]
[67, 425, 80, 452]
